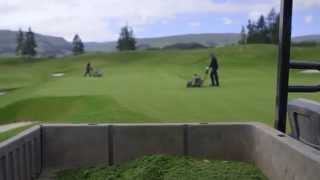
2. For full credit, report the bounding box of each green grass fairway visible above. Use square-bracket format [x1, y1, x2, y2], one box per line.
[0, 45, 319, 125]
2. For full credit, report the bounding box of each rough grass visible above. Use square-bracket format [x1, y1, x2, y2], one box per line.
[0, 45, 319, 125]
[56, 155, 268, 180]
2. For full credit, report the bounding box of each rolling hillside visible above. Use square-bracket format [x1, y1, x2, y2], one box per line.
[81, 33, 320, 52]
[0, 30, 72, 56]
[1, 29, 319, 55]
[292, 34, 320, 42]
[85, 33, 241, 52]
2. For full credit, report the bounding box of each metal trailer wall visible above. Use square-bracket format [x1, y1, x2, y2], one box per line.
[1, 122, 320, 180]
[0, 126, 42, 180]
[41, 123, 320, 180]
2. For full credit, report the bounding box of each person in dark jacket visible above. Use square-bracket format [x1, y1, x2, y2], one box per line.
[209, 53, 219, 87]
[84, 62, 93, 77]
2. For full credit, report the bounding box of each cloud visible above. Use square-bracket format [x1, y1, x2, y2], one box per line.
[161, 20, 169, 25]
[1, 0, 244, 41]
[0, 0, 317, 41]
[295, 0, 320, 8]
[188, 22, 201, 27]
[304, 15, 313, 24]
[222, 18, 233, 25]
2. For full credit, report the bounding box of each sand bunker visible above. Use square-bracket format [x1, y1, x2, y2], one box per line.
[300, 70, 320, 74]
[51, 73, 65, 77]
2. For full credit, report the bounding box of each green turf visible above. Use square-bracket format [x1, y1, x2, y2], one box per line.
[0, 124, 36, 142]
[56, 155, 268, 180]
[0, 44, 319, 125]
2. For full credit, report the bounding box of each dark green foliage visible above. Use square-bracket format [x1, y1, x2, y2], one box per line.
[292, 41, 320, 47]
[22, 28, 37, 57]
[162, 42, 207, 50]
[16, 29, 24, 55]
[245, 8, 280, 44]
[72, 34, 85, 55]
[117, 25, 136, 51]
[56, 155, 268, 180]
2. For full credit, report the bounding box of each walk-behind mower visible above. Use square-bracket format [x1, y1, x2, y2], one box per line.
[187, 67, 209, 88]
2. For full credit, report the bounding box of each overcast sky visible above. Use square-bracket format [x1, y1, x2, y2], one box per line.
[0, 0, 319, 42]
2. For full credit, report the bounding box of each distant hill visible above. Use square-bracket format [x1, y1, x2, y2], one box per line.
[292, 34, 320, 43]
[85, 41, 117, 53]
[0, 30, 72, 56]
[85, 33, 241, 52]
[1, 29, 319, 56]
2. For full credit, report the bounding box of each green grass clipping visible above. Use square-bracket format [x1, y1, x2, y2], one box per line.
[56, 155, 267, 180]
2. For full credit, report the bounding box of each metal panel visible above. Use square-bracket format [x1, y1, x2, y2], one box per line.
[0, 126, 41, 180]
[275, 0, 293, 132]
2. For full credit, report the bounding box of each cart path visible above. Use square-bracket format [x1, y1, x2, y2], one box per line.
[0, 122, 34, 133]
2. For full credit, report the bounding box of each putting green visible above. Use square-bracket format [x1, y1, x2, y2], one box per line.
[0, 45, 319, 125]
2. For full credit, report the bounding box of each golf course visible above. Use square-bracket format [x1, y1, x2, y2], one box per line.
[0, 44, 319, 125]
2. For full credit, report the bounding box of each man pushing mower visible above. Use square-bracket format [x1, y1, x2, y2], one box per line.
[187, 53, 220, 88]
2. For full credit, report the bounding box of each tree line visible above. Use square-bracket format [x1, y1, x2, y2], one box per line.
[292, 41, 320, 47]
[16, 28, 86, 58]
[239, 8, 280, 45]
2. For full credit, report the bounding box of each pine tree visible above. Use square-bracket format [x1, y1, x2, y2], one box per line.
[16, 29, 24, 55]
[257, 15, 266, 31]
[245, 8, 280, 44]
[266, 8, 280, 44]
[239, 26, 247, 45]
[246, 20, 257, 43]
[117, 25, 136, 51]
[257, 15, 269, 42]
[267, 8, 277, 26]
[273, 14, 280, 44]
[22, 28, 37, 58]
[72, 34, 85, 55]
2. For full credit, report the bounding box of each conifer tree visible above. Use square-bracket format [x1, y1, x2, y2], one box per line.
[22, 28, 37, 57]
[245, 8, 280, 44]
[72, 34, 85, 55]
[117, 25, 136, 51]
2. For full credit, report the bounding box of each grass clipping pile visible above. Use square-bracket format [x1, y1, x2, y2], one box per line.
[56, 155, 267, 180]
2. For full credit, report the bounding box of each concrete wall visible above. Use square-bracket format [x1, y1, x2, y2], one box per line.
[0, 126, 41, 180]
[1, 123, 320, 180]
